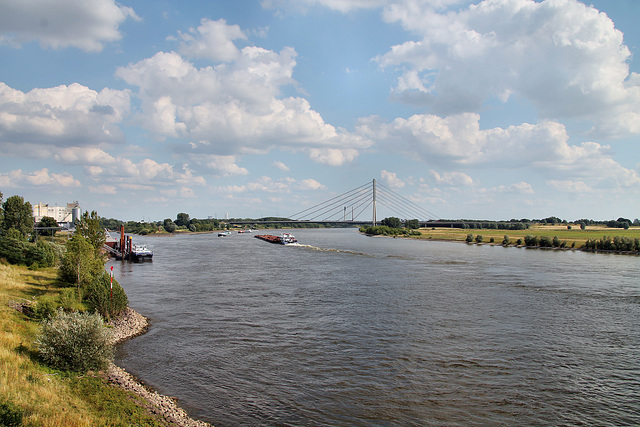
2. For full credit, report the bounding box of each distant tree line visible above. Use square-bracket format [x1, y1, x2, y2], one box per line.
[448, 216, 640, 229]
[100, 210, 640, 236]
[360, 217, 422, 236]
[465, 231, 639, 253]
[583, 236, 640, 252]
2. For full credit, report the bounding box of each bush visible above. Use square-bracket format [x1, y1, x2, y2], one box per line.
[466, 233, 473, 243]
[524, 235, 538, 247]
[85, 271, 128, 319]
[0, 235, 61, 267]
[35, 309, 113, 372]
[539, 236, 553, 247]
[502, 235, 510, 245]
[59, 288, 83, 312]
[0, 400, 24, 426]
[32, 297, 57, 320]
[475, 234, 483, 243]
[58, 234, 104, 289]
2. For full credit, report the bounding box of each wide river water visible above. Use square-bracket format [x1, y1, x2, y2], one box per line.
[108, 228, 639, 426]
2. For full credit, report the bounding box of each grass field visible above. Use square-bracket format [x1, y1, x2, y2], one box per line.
[0, 262, 165, 426]
[414, 224, 640, 247]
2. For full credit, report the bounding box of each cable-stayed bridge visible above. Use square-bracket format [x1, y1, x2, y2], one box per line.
[229, 179, 439, 227]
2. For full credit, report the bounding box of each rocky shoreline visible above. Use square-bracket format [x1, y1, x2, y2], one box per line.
[107, 308, 210, 427]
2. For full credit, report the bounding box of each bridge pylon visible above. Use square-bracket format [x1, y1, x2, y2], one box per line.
[372, 178, 377, 226]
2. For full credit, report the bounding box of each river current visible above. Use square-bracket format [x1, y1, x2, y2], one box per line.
[108, 228, 640, 426]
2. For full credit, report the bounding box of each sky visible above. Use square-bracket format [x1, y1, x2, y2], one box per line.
[1, 0, 639, 222]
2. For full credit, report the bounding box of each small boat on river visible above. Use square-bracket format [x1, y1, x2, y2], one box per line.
[130, 244, 153, 261]
[218, 231, 231, 237]
[254, 233, 297, 245]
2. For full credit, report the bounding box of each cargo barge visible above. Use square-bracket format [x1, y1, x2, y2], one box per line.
[254, 233, 297, 245]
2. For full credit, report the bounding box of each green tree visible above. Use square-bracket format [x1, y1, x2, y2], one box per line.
[59, 233, 104, 292]
[539, 236, 553, 247]
[37, 216, 58, 236]
[175, 212, 190, 227]
[163, 218, 177, 233]
[85, 271, 128, 319]
[405, 219, 420, 229]
[74, 211, 105, 255]
[2, 195, 33, 238]
[381, 217, 401, 228]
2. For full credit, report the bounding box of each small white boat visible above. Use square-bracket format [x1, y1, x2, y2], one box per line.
[130, 244, 153, 261]
[218, 231, 231, 237]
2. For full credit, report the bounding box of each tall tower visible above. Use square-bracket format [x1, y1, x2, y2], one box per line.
[372, 178, 377, 226]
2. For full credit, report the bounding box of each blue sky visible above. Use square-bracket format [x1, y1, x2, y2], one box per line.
[1, 0, 639, 222]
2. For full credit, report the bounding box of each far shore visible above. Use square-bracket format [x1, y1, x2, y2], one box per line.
[363, 224, 640, 255]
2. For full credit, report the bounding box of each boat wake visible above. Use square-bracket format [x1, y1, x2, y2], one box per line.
[287, 243, 371, 257]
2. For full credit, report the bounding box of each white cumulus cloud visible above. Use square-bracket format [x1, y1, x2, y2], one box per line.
[358, 112, 640, 191]
[176, 18, 247, 62]
[0, 0, 139, 52]
[116, 29, 369, 165]
[0, 82, 130, 156]
[381, 170, 405, 188]
[0, 168, 80, 188]
[377, 0, 640, 137]
[429, 170, 474, 187]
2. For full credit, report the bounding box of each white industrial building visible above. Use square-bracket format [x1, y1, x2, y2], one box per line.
[32, 201, 81, 227]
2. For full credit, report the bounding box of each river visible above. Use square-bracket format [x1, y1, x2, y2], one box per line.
[108, 228, 640, 426]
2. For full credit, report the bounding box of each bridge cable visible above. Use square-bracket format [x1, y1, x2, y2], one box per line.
[305, 187, 371, 221]
[289, 181, 371, 220]
[377, 183, 438, 220]
[310, 188, 371, 221]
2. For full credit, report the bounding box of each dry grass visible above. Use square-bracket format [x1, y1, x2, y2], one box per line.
[0, 263, 164, 426]
[0, 263, 91, 426]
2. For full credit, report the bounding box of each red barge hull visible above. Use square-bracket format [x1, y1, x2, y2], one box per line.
[255, 234, 284, 244]
[254, 233, 297, 245]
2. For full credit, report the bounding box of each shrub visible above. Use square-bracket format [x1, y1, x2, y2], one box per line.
[466, 233, 473, 243]
[59, 288, 82, 311]
[0, 235, 61, 267]
[489, 237, 495, 243]
[475, 234, 483, 243]
[35, 309, 113, 372]
[58, 233, 104, 289]
[85, 271, 128, 320]
[539, 236, 553, 247]
[524, 235, 538, 247]
[502, 235, 510, 245]
[0, 400, 24, 426]
[32, 297, 57, 320]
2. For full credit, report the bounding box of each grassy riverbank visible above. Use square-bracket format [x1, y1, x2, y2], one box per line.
[414, 224, 640, 248]
[0, 263, 166, 426]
